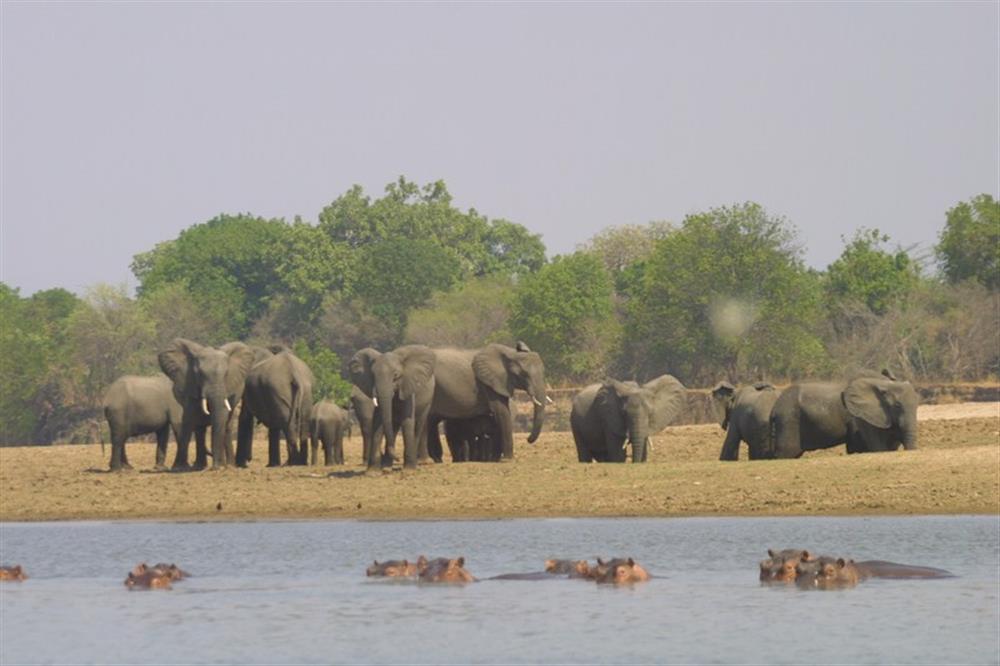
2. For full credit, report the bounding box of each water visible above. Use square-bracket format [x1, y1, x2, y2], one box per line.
[1, 516, 997, 665]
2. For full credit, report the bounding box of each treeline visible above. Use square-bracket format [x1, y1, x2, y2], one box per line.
[1, 180, 996, 444]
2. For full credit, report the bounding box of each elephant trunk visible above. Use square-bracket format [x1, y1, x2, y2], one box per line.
[208, 394, 230, 467]
[901, 420, 918, 451]
[626, 409, 649, 463]
[374, 373, 396, 468]
[525, 377, 548, 444]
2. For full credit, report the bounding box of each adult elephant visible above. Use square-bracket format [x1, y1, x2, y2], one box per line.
[158, 338, 256, 469]
[711, 381, 778, 461]
[426, 342, 549, 464]
[570, 375, 687, 463]
[371, 345, 436, 470]
[102, 374, 182, 471]
[349, 385, 378, 465]
[237, 350, 315, 467]
[769, 370, 919, 458]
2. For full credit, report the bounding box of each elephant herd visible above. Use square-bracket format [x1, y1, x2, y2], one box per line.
[101, 334, 919, 472]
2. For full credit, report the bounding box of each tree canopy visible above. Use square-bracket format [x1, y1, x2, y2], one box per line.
[936, 193, 999, 289]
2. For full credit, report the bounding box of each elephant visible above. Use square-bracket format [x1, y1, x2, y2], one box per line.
[349, 349, 408, 465]
[371, 345, 437, 470]
[158, 339, 256, 469]
[350, 385, 378, 465]
[443, 414, 501, 462]
[102, 374, 183, 471]
[309, 400, 350, 466]
[711, 381, 778, 461]
[237, 350, 315, 467]
[425, 342, 550, 464]
[769, 370, 919, 458]
[570, 374, 687, 463]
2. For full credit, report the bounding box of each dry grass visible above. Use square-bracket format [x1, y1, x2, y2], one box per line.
[1, 403, 997, 522]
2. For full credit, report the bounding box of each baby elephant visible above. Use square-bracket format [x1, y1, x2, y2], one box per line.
[310, 400, 350, 466]
[0, 565, 27, 581]
[419, 557, 476, 583]
[366, 557, 427, 578]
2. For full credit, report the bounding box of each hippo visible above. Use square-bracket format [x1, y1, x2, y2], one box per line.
[759, 549, 814, 582]
[795, 556, 861, 589]
[366, 557, 427, 578]
[592, 558, 650, 584]
[545, 559, 590, 576]
[853, 560, 954, 579]
[419, 557, 476, 583]
[124, 570, 173, 590]
[595, 558, 651, 585]
[0, 565, 27, 581]
[132, 562, 190, 581]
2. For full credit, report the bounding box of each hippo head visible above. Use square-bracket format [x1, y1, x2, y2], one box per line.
[760, 549, 813, 582]
[367, 559, 418, 577]
[796, 557, 860, 589]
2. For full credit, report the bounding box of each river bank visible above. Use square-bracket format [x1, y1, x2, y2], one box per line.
[1, 403, 996, 521]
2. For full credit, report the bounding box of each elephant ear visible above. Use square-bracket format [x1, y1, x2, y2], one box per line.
[349, 348, 381, 397]
[397, 345, 436, 400]
[642, 374, 687, 432]
[710, 381, 735, 428]
[158, 338, 199, 388]
[473, 345, 512, 397]
[223, 342, 257, 397]
[843, 377, 892, 428]
[515, 341, 532, 352]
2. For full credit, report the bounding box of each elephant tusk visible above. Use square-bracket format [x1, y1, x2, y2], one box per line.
[545, 395, 553, 405]
[201, 398, 210, 416]
[372, 396, 378, 407]
[532, 397, 543, 407]
[224, 399, 232, 412]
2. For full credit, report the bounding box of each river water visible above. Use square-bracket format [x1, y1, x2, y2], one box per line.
[0, 516, 997, 665]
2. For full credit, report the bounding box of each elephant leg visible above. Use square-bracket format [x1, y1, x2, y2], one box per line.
[236, 408, 254, 468]
[108, 426, 126, 471]
[283, 426, 297, 466]
[155, 426, 170, 469]
[426, 418, 443, 463]
[571, 421, 591, 463]
[334, 430, 344, 465]
[400, 399, 418, 470]
[309, 433, 318, 466]
[267, 428, 282, 467]
[193, 428, 208, 470]
[222, 414, 236, 467]
[771, 414, 802, 459]
[487, 397, 515, 460]
[324, 433, 334, 466]
[172, 421, 193, 470]
[718, 427, 742, 461]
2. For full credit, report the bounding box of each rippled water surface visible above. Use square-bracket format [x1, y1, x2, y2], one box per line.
[1, 516, 997, 665]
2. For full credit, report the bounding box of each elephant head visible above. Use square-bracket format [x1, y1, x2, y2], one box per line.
[158, 338, 256, 466]
[472, 342, 549, 443]
[348, 348, 382, 399]
[710, 381, 737, 429]
[372, 345, 436, 466]
[598, 374, 687, 462]
[842, 373, 920, 450]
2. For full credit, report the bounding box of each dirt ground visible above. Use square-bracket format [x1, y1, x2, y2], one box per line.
[0, 403, 996, 522]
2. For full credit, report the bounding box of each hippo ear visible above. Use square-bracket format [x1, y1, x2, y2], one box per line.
[456, 557, 465, 568]
[597, 557, 606, 566]
[627, 558, 635, 566]
[801, 550, 812, 561]
[767, 549, 777, 558]
[836, 558, 847, 568]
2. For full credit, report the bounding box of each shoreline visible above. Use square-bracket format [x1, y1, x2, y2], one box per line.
[2, 403, 997, 523]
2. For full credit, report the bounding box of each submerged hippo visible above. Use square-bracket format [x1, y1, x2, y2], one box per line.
[419, 557, 476, 583]
[124, 570, 173, 590]
[760, 549, 814, 582]
[853, 560, 954, 579]
[544, 559, 591, 576]
[366, 557, 428, 578]
[132, 562, 189, 581]
[592, 558, 651, 584]
[0, 565, 27, 581]
[795, 557, 862, 589]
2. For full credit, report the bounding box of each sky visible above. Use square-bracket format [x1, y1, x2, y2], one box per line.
[2, 2, 997, 296]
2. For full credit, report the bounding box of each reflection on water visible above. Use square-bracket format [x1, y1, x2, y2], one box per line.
[1, 516, 997, 665]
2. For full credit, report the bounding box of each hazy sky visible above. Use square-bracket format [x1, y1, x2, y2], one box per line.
[2, 2, 997, 296]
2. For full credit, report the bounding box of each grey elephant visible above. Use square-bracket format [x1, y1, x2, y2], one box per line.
[237, 349, 315, 467]
[349, 385, 379, 465]
[309, 400, 350, 466]
[158, 339, 256, 469]
[426, 342, 549, 465]
[570, 375, 687, 463]
[443, 414, 501, 462]
[102, 374, 182, 471]
[371, 345, 437, 470]
[769, 371, 919, 458]
[711, 381, 778, 461]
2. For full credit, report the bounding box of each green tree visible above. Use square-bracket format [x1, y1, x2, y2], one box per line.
[630, 202, 826, 384]
[825, 228, 919, 315]
[509, 253, 619, 383]
[936, 194, 1000, 289]
[578, 221, 673, 276]
[292, 341, 352, 404]
[405, 275, 513, 348]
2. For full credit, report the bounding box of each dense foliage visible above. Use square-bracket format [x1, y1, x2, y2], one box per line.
[1, 183, 996, 444]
